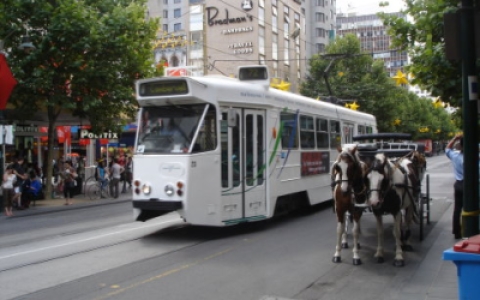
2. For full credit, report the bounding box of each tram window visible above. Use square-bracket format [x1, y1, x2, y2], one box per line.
[280, 112, 298, 149]
[330, 120, 341, 148]
[194, 106, 217, 152]
[358, 125, 366, 135]
[316, 118, 329, 148]
[300, 115, 315, 149]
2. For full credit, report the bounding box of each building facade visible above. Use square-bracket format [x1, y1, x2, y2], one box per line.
[336, 12, 408, 77]
[303, 0, 336, 58]
[147, 0, 307, 93]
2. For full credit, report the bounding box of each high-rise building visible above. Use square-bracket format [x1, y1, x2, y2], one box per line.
[303, 0, 336, 58]
[336, 12, 408, 77]
[146, 0, 307, 93]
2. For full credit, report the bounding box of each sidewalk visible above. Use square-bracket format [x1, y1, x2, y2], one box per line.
[6, 186, 132, 217]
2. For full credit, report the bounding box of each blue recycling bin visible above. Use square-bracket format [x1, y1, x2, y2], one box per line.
[443, 235, 480, 300]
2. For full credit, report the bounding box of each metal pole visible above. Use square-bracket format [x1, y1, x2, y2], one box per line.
[460, 0, 479, 237]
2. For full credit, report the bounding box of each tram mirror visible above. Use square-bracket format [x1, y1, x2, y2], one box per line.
[227, 109, 237, 127]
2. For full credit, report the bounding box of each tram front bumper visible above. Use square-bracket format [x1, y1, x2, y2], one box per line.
[133, 199, 183, 222]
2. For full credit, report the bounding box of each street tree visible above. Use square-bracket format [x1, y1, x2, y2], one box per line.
[1, 0, 158, 199]
[378, 0, 461, 106]
[300, 34, 405, 132]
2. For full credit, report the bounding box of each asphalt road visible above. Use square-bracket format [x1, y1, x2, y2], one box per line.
[0, 154, 454, 300]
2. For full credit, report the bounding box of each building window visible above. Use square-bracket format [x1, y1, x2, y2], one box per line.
[316, 28, 325, 37]
[316, 0, 324, 6]
[174, 23, 181, 31]
[284, 39, 289, 65]
[174, 9, 181, 18]
[272, 34, 278, 60]
[163, 0, 168, 4]
[163, 10, 168, 18]
[316, 12, 325, 22]
[284, 5, 289, 14]
[174, 0, 180, 3]
[259, 26, 265, 55]
[316, 43, 325, 53]
[259, 0, 264, 7]
[284, 21, 289, 39]
[162, 24, 168, 32]
[272, 7, 277, 33]
[272, 0, 277, 6]
[259, 7, 264, 26]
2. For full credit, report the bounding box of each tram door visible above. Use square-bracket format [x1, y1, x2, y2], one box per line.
[221, 109, 267, 222]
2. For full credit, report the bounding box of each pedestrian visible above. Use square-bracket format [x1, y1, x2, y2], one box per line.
[95, 160, 109, 198]
[2, 165, 17, 217]
[60, 161, 77, 205]
[21, 170, 43, 208]
[109, 157, 124, 199]
[125, 155, 133, 190]
[11, 157, 27, 209]
[445, 133, 463, 239]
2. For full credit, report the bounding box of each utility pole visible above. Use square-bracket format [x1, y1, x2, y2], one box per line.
[460, 0, 479, 237]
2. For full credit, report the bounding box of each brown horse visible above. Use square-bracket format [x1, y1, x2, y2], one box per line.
[331, 144, 368, 265]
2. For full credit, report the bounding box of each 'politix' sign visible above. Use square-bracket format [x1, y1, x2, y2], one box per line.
[80, 129, 118, 139]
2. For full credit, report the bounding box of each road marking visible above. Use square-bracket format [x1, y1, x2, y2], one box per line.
[93, 248, 233, 300]
[0, 218, 183, 260]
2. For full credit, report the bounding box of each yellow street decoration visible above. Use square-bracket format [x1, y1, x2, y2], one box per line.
[338, 71, 344, 77]
[349, 101, 359, 110]
[418, 126, 430, 133]
[344, 103, 351, 109]
[435, 129, 441, 133]
[393, 118, 401, 126]
[392, 70, 408, 85]
[433, 97, 444, 108]
[270, 78, 291, 91]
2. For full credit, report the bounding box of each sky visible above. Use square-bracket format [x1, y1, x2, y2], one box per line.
[337, 0, 406, 15]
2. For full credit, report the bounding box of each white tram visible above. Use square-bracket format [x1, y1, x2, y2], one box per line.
[132, 66, 377, 226]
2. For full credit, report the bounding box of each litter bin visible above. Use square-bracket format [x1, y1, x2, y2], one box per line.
[443, 235, 480, 300]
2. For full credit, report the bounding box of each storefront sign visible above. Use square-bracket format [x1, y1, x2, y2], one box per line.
[206, 6, 253, 26]
[229, 41, 254, 54]
[80, 129, 118, 139]
[15, 124, 38, 133]
[221, 27, 253, 35]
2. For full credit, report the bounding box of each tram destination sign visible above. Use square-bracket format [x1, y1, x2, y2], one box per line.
[139, 80, 189, 97]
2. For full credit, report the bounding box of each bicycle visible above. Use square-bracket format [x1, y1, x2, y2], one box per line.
[87, 179, 110, 200]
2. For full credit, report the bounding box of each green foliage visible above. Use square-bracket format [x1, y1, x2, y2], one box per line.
[300, 33, 459, 140]
[378, 0, 461, 105]
[2, 0, 158, 131]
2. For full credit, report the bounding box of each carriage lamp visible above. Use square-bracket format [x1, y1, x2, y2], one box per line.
[142, 184, 151, 195]
[164, 184, 175, 196]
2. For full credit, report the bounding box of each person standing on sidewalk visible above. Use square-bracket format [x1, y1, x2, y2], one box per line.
[2, 165, 17, 217]
[109, 158, 124, 199]
[445, 133, 463, 239]
[61, 161, 77, 205]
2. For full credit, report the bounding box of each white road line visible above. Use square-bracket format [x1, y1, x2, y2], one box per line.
[0, 218, 183, 260]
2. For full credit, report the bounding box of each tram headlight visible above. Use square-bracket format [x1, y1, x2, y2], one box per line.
[142, 184, 151, 195]
[164, 184, 175, 197]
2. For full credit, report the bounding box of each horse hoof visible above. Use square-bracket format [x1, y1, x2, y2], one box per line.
[341, 243, 349, 249]
[393, 259, 405, 267]
[376, 257, 385, 264]
[332, 256, 342, 263]
[402, 245, 414, 252]
[353, 258, 362, 265]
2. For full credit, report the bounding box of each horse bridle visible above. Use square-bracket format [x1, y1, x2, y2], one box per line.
[332, 153, 367, 198]
[366, 158, 393, 204]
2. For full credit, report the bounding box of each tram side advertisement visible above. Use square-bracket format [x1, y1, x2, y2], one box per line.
[301, 152, 330, 176]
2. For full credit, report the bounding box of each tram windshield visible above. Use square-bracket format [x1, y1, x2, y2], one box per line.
[136, 104, 217, 154]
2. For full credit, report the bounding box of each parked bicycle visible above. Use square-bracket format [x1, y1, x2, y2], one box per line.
[87, 179, 110, 200]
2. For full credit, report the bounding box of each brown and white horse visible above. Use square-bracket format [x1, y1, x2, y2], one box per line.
[331, 144, 368, 265]
[365, 153, 416, 267]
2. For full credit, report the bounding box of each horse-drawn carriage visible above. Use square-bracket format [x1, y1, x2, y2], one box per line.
[331, 133, 431, 266]
[353, 132, 431, 240]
